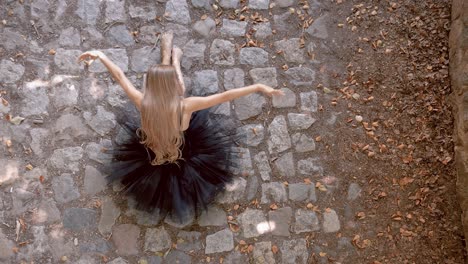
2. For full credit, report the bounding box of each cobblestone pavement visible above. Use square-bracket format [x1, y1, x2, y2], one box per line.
[0, 0, 365, 263]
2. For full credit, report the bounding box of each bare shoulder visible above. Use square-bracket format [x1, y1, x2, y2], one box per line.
[182, 96, 201, 113]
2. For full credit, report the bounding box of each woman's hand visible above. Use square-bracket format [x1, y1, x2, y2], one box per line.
[78, 51, 105, 65]
[257, 84, 285, 97]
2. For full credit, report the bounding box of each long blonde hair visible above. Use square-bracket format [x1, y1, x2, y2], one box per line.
[138, 65, 184, 165]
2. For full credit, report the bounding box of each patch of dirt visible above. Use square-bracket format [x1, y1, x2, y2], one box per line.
[323, 0, 466, 262]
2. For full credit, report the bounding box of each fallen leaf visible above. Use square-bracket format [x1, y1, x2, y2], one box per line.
[1, 97, 9, 106]
[9, 116, 25, 125]
[271, 245, 278, 254]
[39, 175, 45, 183]
[25, 164, 33, 171]
[304, 178, 312, 185]
[398, 177, 414, 187]
[270, 203, 278, 210]
[48, 49, 56, 55]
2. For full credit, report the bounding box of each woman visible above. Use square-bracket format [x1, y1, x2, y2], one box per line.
[78, 32, 283, 224]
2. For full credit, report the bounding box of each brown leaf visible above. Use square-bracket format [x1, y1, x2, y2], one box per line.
[233, 204, 240, 210]
[303, 178, 312, 185]
[272, 245, 278, 254]
[39, 175, 45, 183]
[398, 177, 414, 187]
[48, 49, 56, 55]
[25, 164, 33, 171]
[201, 14, 208, 20]
[1, 97, 9, 106]
[270, 203, 278, 210]
[247, 245, 254, 253]
[356, 212, 366, 219]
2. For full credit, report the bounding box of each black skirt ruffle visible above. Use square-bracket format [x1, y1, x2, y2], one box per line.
[108, 109, 236, 224]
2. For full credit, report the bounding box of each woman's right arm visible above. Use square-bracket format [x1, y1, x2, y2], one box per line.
[184, 84, 284, 113]
[78, 51, 143, 110]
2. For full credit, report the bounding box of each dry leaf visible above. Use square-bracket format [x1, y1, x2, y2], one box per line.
[39, 175, 45, 183]
[398, 177, 414, 187]
[9, 116, 25, 125]
[25, 164, 33, 170]
[271, 245, 278, 254]
[1, 97, 9, 106]
[48, 49, 56, 55]
[270, 203, 278, 210]
[303, 178, 312, 185]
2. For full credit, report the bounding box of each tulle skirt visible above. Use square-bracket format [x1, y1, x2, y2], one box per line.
[107, 109, 236, 224]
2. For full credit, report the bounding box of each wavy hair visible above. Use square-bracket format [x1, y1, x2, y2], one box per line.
[138, 65, 184, 165]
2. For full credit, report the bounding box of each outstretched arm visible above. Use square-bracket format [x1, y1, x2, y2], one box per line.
[184, 84, 284, 113]
[78, 51, 143, 110]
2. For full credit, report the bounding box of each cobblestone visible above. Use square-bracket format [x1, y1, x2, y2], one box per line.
[0, 1, 366, 262]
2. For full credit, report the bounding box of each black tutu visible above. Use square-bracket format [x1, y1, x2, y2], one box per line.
[108, 109, 236, 224]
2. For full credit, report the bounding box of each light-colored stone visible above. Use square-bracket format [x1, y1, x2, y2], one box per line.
[254, 151, 272, 181]
[198, 206, 227, 226]
[84, 166, 107, 195]
[289, 183, 316, 202]
[306, 13, 329, 39]
[249, 0, 269, 9]
[294, 209, 320, 234]
[98, 198, 120, 236]
[267, 115, 291, 154]
[54, 49, 83, 73]
[221, 19, 247, 37]
[165, 0, 191, 24]
[234, 93, 266, 120]
[131, 46, 160, 72]
[287, 113, 316, 130]
[105, 0, 125, 23]
[193, 17, 216, 37]
[253, 22, 272, 39]
[205, 229, 234, 254]
[217, 177, 247, 203]
[237, 124, 265, 147]
[272, 88, 296, 108]
[274, 39, 305, 63]
[224, 68, 244, 90]
[83, 106, 117, 136]
[52, 173, 81, 203]
[268, 207, 292, 237]
[113, 224, 140, 256]
[285, 67, 316, 86]
[261, 182, 287, 204]
[281, 239, 308, 264]
[0, 159, 19, 186]
[238, 209, 269, 238]
[89, 49, 128, 73]
[253, 241, 275, 264]
[274, 152, 295, 177]
[249, 67, 278, 87]
[292, 133, 316, 152]
[76, 0, 101, 25]
[192, 70, 219, 96]
[239, 47, 269, 66]
[145, 227, 171, 253]
[49, 147, 84, 173]
[347, 183, 361, 201]
[300, 91, 318, 112]
[297, 158, 323, 175]
[210, 39, 236, 65]
[323, 209, 341, 233]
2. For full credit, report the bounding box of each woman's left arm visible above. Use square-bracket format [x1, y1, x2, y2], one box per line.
[78, 51, 143, 110]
